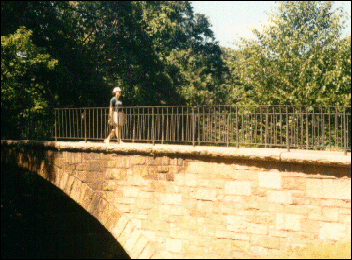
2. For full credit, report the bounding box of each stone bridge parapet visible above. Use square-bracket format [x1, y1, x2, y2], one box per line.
[1, 140, 351, 258]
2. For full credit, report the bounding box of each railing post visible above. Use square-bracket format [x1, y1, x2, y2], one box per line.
[192, 106, 195, 147]
[236, 106, 239, 148]
[286, 106, 290, 152]
[227, 107, 230, 147]
[152, 107, 155, 145]
[54, 109, 57, 141]
[306, 108, 309, 150]
[344, 107, 347, 155]
[132, 107, 135, 143]
[265, 107, 268, 148]
[84, 108, 87, 143]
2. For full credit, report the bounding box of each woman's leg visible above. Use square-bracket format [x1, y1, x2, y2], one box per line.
[116, 126, 123, 143]
[104, 128, 116, 143]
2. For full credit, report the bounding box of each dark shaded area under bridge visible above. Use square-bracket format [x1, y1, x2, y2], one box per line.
[1, 163, 130, 259]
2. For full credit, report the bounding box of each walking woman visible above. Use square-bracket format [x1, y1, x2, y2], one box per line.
[104, 86, 126, 144]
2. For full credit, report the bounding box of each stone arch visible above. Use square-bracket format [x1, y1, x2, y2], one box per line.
[1, 141, 156, 259]
[50, 169, 156, 259]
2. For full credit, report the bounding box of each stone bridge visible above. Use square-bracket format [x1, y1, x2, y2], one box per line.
[1, 140, 351, 258]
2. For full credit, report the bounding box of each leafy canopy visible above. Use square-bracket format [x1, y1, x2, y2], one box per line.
[227, 1, 351, 106]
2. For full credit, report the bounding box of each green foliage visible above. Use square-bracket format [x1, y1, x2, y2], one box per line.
[225, 1, 351, 106]
[135, 1, 230, 105]
[1, 1, 350, 141]
[1, 27, 58, 139]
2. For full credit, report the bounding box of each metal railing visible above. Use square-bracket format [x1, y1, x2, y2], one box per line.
[53, 106, 351, 154]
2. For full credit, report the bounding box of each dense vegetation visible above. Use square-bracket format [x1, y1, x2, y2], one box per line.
[1, 1, 350, 140]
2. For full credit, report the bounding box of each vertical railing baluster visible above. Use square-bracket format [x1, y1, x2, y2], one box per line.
[286, 106, 290, 152]
[152, 107, 155, 145]
[54, 109, 57, 141]
[344, 107, 347, 155]
[306, 108, 309, 150]
[236, 106, 239, 148]
[265, 107, 268, 148]
[192, 106, 195, 147]
[84, 108, 87, 142]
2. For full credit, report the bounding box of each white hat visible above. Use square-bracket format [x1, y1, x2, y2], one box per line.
[113, 87, 122, 93]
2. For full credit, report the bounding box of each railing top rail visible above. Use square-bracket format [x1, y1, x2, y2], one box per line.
[54, 105, 351, 110]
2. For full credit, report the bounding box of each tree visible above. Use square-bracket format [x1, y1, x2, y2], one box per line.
[135, 1, 230, 105]
[1, 27, 58, 139]
[230, 1, 351, 106]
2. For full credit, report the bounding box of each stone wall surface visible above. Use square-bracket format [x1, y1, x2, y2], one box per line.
[1, 140, 351, 259]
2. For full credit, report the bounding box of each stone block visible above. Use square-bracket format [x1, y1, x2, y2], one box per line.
[212, 162, 236, 177]
[132, 166, 149, 178]
[191, 188, 217, 201]
[319, 222, 348, 240]
[111, 215, 129, 239]
[83, 152, 102, 160]
[246, 212, 275, 225]
[321, 207, 339, 222]
[170, 224, 192, 239]
[59, 172, 69, 190]
[70, 178, 82, 202]
[63, 162, 76, 172]
[122, 186, 140, 198]
[184, 244, 209, 257]
[130, 235, 149, 259]
[64, 174, 75, 194]
[252, 187, 268, 197]
[93, 197, 108, 219]
[148, 155, 170, 166]
[198, 178, 225, 188]
[284, 205, 309, 215]
[88, 161, 105, 172]
[118, 221, 135, 246]
[170, 205, 188, 216]
[301, 219, 321, 233]
[65, 152, 81, 163]
[81, 186, 95, 208]
[106, 160, 116, 168]
[124, 229, 142, 254]
[105, 168, 127, 180]
[160, 193, 182, 205]
[282, 176, 306, 190]
[135, 198, 154, 210]
[102, 180, 118, 191]
[224, 180, 251, 195]
[139, 242, 154, 259]
[166, 238, 182, 253]
[175, 216, 198, 230]
[247, 223, 268, 235]
[306, 178, 351, 200]
[186, 161, 211, 174]
[267, 190, 293, 204]
[276, 213, 303, 231]
[185, 173, 198, 186]
[131, 156, 146, 165]
[227, 215, 247, 232]
[74, 170, 89, 182]
[174, 174, 185, 185]
[250, 246, 269, 256]
[320, 199, 351, 208]
[215, 231, 250, 241]
[339, 214, 352, 224]
[251, 235, 281, 249]
[258, 171, 282, 189]
[196, 200, 213, 213]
